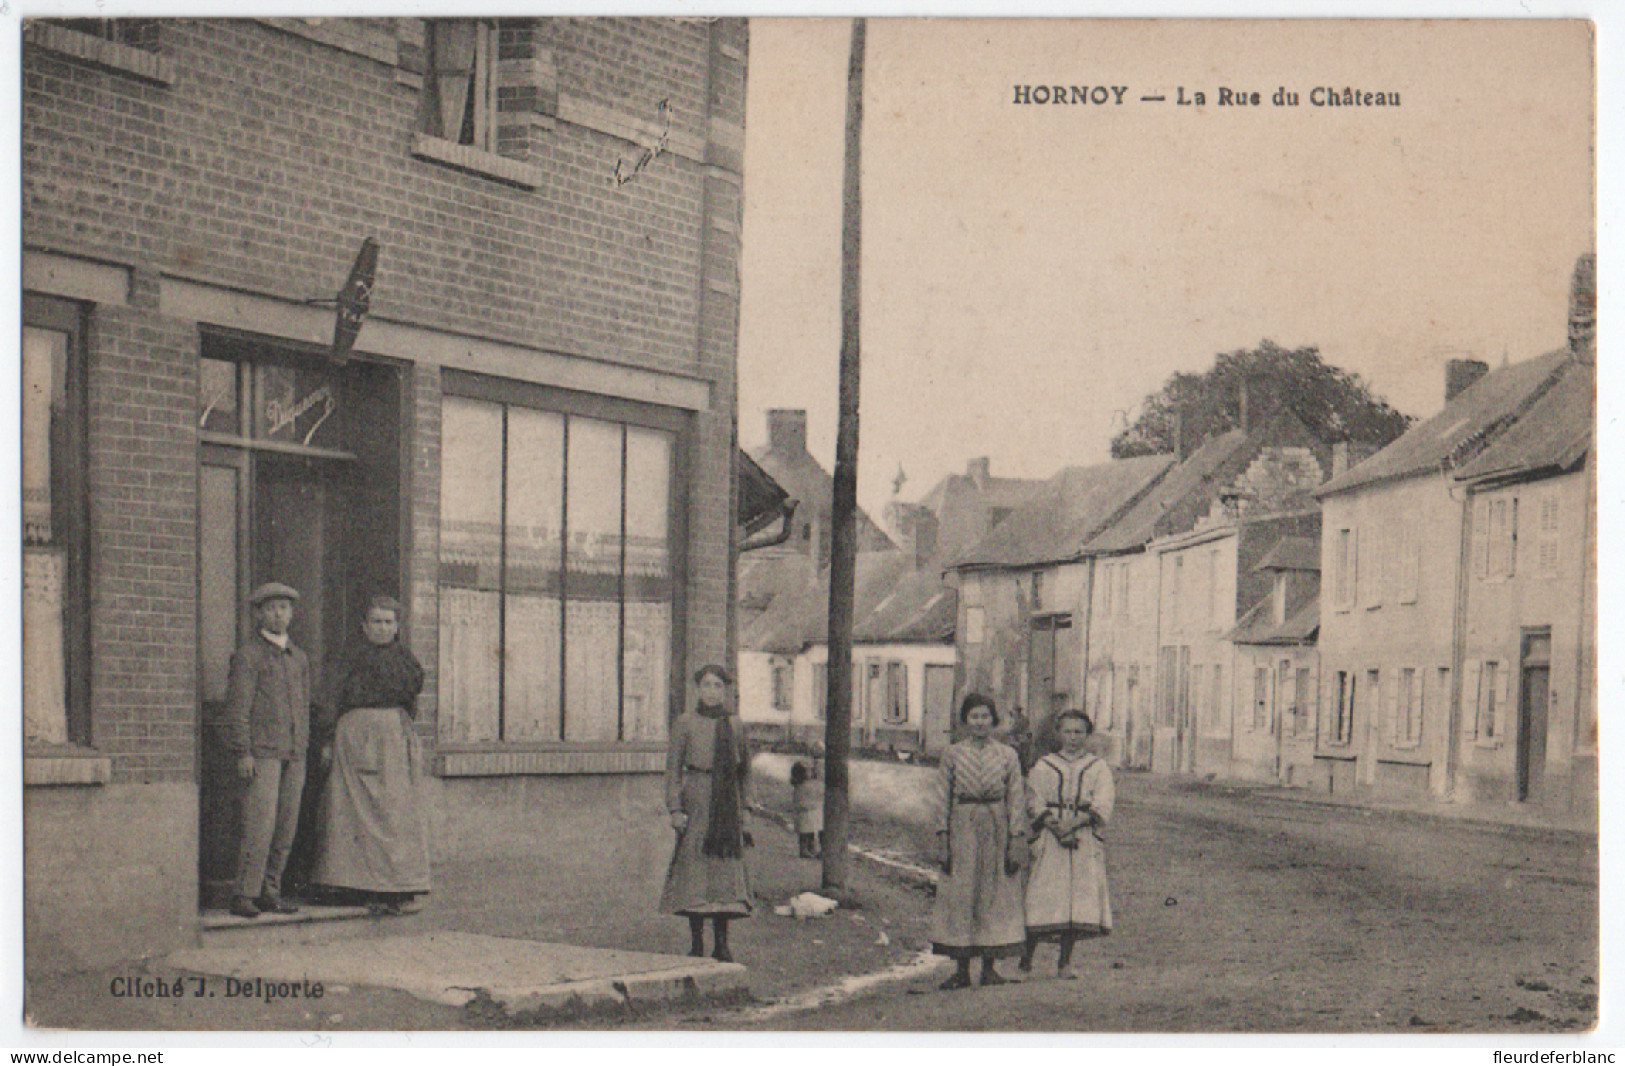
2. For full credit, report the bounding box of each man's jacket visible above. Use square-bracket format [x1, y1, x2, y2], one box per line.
[222, 633, 311, 759]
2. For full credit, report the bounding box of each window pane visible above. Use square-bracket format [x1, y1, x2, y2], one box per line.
[565, 599, 620, 741]
[22, 327, 66, 546]
[504, 593, 562, 742]
[439, 398, 503, 742]
[564, 417, 624, 741]
[253, 363, 340, 449]
[504, 408, 565, 741]
[622, 427, 673, 738]
[22, 549, 67, 744]
[439, 588, 501, 743]
[199, 358, 239, 436]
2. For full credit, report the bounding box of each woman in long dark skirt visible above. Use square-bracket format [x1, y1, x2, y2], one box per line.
[659, 664, 752, 961]
[312, 596, 429, 915]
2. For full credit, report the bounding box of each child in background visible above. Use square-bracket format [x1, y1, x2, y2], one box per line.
[790, 759, 824, 858]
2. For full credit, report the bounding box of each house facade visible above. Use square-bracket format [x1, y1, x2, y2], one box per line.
[1312, 273, 1593, 816]
[1227, 537, 1321, 786]
[739, 552, 956, 755]
[22, 17, 748, 969]
[1450, 360, 1595, 814]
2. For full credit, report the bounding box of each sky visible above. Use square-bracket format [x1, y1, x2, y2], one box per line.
[735, 18, 1596, 518]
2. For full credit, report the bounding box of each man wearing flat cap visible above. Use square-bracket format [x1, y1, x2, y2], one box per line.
[222, 582, 312, 919]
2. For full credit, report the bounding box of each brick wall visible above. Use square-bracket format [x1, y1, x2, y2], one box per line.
[23, 17, 747, 776]
[85, 272, 199, 783]
[23, 18, 731, 376]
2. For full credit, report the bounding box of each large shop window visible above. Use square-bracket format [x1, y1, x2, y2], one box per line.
[438, 380, 685, 746]
[22, 296, 90, 748]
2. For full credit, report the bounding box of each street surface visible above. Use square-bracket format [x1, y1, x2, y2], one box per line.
[673, 773, 1599, 1033]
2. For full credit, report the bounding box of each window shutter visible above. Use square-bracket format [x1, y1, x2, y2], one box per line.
[1472, 499, 1490, 580]
[1505, 498, 1519, 577]
[1384, 673, 1398, 744]
[1462, 660, 1480, 738]
[1537, 492, 1561, 575]
[1349, 527, 1361, 608]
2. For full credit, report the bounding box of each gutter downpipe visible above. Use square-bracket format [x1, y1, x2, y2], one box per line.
[1444, 476, 1473, 801]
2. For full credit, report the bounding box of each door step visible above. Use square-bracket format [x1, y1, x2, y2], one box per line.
[199, 902, 427, 950]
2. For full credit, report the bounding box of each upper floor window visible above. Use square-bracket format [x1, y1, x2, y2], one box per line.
[423, 19, 500, 152]
[1333, 527, 1357, 611]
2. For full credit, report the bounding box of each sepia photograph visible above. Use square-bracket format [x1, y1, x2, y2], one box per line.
[9, 9, 1602, 1042]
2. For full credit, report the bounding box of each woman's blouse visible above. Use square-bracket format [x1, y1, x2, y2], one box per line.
[663, 711, 747, 813]
[1026, 750, 1115, 830]
[336, 641, 425, 717]
[936, 738, 1026, 836]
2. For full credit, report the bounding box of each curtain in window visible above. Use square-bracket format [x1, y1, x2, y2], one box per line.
[439, 398, 504, 743]
[504, 409, 564, 742]
[22, 327, 67, 745]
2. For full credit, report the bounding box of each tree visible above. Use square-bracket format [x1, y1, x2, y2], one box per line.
[1110, 340, 1412, 459]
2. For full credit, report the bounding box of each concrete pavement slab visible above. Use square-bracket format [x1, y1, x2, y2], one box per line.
[166, 930, 747, 1016]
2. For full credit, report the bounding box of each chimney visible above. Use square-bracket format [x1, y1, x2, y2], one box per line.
[1569, 253, 1596, 361]
[766, 409, 808, 454]
[913, 510, 939, 569]
[1174, 407, 1195, 462]
[1332, 440, 1380, 479]
[966, 457, 991, 490]
[1444, 359, 1489, 404]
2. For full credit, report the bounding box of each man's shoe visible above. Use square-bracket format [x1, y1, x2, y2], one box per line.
[255, 895, 299, 915]
[228, 896, 261, 919]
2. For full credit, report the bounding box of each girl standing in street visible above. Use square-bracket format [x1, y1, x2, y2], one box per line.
[660, 664, 752, 961]
[312, 596, 430, 915]
[931, 693, 1029, 989]
[790, 758, 824, 858]
[1019, 709, 1114, 978]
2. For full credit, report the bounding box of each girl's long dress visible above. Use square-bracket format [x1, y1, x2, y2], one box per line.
[312, 642, 431, 894]
[658, 711, 752, 918]
[1023, 750, 1114, 938]
[929, 738, 1027, 958]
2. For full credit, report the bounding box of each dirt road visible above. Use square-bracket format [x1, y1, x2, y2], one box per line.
[698, 773, 1599, 1033]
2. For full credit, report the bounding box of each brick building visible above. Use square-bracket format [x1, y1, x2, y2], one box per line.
[21, 17, 748, 969]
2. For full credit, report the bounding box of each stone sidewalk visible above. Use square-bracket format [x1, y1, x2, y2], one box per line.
[165, 930, 747, 1016]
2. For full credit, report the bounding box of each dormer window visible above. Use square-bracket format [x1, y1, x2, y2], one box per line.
[1272, 572, 1289, 626]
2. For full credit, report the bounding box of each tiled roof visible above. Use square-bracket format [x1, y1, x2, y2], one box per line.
[947, 454, 1174, 569]
[741, 551, 956, 654]
[737, 448, 789, 534]
[1316, 350, 1571, 497]
[1452, 359, 1592, 484]
[1227, 593, 1319, 645]
[750, 445, 896, 551]
[1083, 430, 1253, 553]
[1253, 536, 1320, 573]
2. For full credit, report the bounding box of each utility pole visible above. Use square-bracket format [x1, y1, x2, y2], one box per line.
[821, 17, 866, 895]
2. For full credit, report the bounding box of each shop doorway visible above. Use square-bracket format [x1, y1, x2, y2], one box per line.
[196, 333, 404, 909]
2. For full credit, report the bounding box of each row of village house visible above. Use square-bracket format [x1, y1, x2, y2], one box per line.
[740, 256, 1595, 822]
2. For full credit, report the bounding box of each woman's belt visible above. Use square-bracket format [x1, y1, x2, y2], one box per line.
[350, 705, 408, 714]
[955, 795, 1002, 804]
[1044, 800, 1091, 811]
[684, 765, 713, 774]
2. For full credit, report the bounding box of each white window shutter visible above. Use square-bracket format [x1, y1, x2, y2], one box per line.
[1410, 669, 1424, 743]
[1462, 660, 1481, 738]
[1349, 527, 1360, 608]
[1472, 499, 1490, 580]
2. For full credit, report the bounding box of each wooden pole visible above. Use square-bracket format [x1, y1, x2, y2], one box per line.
[821, 17, 866, 895]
